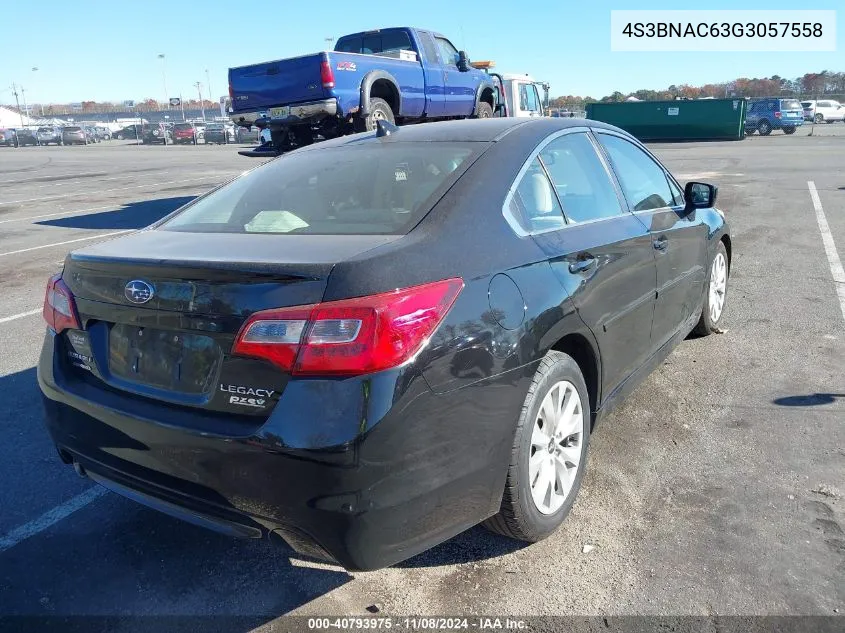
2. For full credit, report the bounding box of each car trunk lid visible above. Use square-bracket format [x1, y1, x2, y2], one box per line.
[60, 230, 400, 416]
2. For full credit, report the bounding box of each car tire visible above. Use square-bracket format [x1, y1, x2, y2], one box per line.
[483, 350, 590, 542]
[693, 240, 729, 336]
[783, 126, 796, 135]
[475, 101, 494, 119]
[354, 97, 395, 133]
[757, 120, 772, 136]
[117, 134, 124, 140]
[814, 114, 824, 124]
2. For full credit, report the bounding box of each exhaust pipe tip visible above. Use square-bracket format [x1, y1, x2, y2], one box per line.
[72, 461, 87, 478]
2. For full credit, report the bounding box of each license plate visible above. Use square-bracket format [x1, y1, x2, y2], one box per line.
[269, 106, 290, 118]
[108, 324, 220, 394]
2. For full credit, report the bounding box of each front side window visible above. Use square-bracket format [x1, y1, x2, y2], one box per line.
[519, 84, 540, 113]
[161, 143, 476, 235]
[434, 37, 460, 67]
[598, 133, 673, 212]
[539, 133, 623, 222]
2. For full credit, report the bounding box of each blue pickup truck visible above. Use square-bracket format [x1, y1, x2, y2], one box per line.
[228, 27, 497, 151]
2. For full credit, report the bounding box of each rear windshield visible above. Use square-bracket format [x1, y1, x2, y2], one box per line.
[801, 101, 813, 107]
[38, 127, 53, 132]
[781, 99, 802, 110]
[64, 126, 81, 131]
[161, 143, 477, 235]
[173, 123, 193, 130]
[336, 30, 414, 55]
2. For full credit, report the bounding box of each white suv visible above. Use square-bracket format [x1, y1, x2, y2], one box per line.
[802, 100, 845, 123]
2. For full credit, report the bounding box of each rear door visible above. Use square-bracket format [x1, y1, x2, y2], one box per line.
[596, 131, 707, 347]
[433, 35, 475, 117]
[506, 129, 657, 397]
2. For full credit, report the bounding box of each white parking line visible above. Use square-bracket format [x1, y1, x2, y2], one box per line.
[0, 231, 133, 258]
[808, 181, 845, 322]
[0, 176, 218, 206]
[0, 308, 41, 324]
[0, 487, 107, 553]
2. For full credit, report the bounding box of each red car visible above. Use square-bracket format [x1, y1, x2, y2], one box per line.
[172, 123, 198, 144]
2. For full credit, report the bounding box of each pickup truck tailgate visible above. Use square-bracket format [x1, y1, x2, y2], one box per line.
[229, 53, 327, 112]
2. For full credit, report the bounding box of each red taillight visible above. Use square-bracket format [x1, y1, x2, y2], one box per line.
[320, 57, 335, 89]
[42, 273, 81, 333]
[232, 278, 464, 376]
[774, 111, 782, 118]
[228, 83, 234, 100]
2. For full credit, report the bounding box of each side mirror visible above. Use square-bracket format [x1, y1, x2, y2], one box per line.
[457, 50, 469, 72]
[685, 182, 718, 209]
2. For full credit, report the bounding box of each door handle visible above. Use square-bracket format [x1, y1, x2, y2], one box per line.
[568, 257, 596, 274]
[653, 236, 668, 251]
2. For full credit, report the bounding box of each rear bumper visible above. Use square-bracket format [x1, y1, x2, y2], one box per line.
[38, 330, 521, 570]
[229, 98, 338, 127]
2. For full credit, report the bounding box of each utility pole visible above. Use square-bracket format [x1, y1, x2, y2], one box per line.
[21, 86, 29, 119]
[195, 82, 206, 121]
[11, 83, 24, 126]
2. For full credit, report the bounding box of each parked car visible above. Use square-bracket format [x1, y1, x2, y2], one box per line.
[61, 126, 89, 145]
[171, 122, 199, 144]
[745, 98, 804, 135]
[38, 118, 731, 571]
[82, 127, 99, 143]
[801, 99, 844, 123]
[204, 122, 236, 144]
[113, 125, 142, 140]
[14, 128, 39, 146]
[236, 126, 261, 143]
[95, 127, 112, 141]
[141, 123, 172, 145]
[228, 26, 496, 150]
[0, 129, 17, 147]
[37, 126, 64, 146]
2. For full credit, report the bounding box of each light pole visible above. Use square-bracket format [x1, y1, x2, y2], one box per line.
[324, 37, 334, 49]
[158, 53, 168, 110]
[31, 67, 44, 117]
[195, 82, 206, 121]
[205, 68, 212, 106]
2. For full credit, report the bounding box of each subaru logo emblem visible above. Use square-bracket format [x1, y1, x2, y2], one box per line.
[124, 280, 154, 304]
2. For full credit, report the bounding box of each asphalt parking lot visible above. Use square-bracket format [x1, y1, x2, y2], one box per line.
[0, 130, 843, 628]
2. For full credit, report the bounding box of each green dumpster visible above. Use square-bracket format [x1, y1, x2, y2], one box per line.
[586, 98, 747, 141]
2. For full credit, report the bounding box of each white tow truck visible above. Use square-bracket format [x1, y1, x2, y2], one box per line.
[470, 61, 549, 118]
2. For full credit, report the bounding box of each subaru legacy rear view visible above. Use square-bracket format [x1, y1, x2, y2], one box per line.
[39, 118, 731, 570]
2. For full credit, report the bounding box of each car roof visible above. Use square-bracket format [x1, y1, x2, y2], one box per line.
[296, 118, 628, 152]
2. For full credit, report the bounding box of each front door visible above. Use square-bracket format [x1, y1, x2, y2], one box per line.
[433, 36, 476, 117]
[596, 132, 707, 347]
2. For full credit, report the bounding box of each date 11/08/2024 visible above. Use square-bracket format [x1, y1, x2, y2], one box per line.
[307, 617, 528, 630]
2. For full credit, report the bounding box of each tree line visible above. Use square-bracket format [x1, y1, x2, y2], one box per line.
[550, 70, 845, 110]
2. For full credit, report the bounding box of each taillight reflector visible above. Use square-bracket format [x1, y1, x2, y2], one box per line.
[42, 273, 81, 333]
[232, 278, 464, 376]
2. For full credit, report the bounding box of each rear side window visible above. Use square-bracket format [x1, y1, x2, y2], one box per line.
[598, 134, 673, 212]
[781, 99, 801, 110]
[161, 143, 476, 235]
[539, 133, 623, 222]
[508, 158, 565, 234]
[336, 30, 413, 55]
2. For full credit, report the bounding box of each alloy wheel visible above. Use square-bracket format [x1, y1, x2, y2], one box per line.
[529, 380, 584, 515]
[709, 252, 727, 323]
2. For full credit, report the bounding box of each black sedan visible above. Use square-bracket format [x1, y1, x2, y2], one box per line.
[14, 128, 39, 146]
[38, 118, 731, 571]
